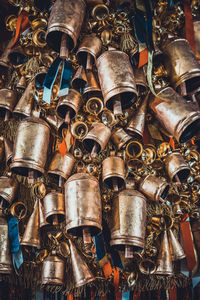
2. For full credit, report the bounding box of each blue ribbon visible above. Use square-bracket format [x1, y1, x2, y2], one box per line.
[122, 291, 130, 300]
[8, 217, 23, 274]
[94, 233, 106, 262]
[43, 57, 72, 104]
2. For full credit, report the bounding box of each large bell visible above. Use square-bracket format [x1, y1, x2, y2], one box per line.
[0, 209, 12, 274]
[65, 173, 102, 237]
[11, 117, 50, 177]
[149, 86, 200, 143]
[110, 189, 147, 251]
[155, 230, 173, 276]
[0, 176, 18, 207]
[0, 88, 18, 120]
[43, 192, 65, 225]
[48, 151, 75, 181]
[21, 199, 41, 248]
[69, 239, 95, 287]
[168, 229, 185, 261]
[41, 254, 65, 285]
[13, 80, 35, 117]
[164, 152, 190, 182]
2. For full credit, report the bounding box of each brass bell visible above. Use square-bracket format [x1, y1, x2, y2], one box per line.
[41, 254, 65, 286]
[45, 114, 68, 137]
[65, 173, 102, 238]
[102, 156, 125, 191]
[0, 88, 18, 120]
[96, 49, 138, 115]
[8, 45, 28, 66]
[71, 66, 87, 91]
[32, 29, 47, 48]
[16, 75, 27, 91]
[69, 239, 95, 287]
[38, 200, 48, 228]
[21, 200, 41, 248]
[164, 152, 190, 182]
[83, 70, 102, 99]
[83, 123, 111, 157]
[168, 229, 185, 261]
[71, 121, 88, 140]
[150, 86, 200, 143]
[0, 176, 18, 207]
[11, 117, 51, 179]
[0, 209, 12, 274]
[85, 97, 104, 115]
[155, 230, 173, 276]
[139, 174, 169, 203]
[13, 80, 35, 117]
[125, 140, 143, 158]
[133, 66, 148, 94]
[48, 151, 75, 182]
[111, 127, 132, 151]
[43, 192, 65, 225]
[139, 259, 156, 275]
[110, 189, 147, 254]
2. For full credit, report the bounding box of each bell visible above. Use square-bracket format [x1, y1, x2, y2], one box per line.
[155, 230, 173, 276]
[0, 136, 4, 163]
[173, 201, 183, 217]
[164, 152, 190, 182]
[126, 93, 149, 139]
[16, 75, 27, 91]
[3, 137, 13, 167]
[77, 34, 102, 70]
[102, 156, 126, 191]
[56, 89, 82, 123]
[139, 259, 156, 275]
[65, 173, 102, 237]
[190, 217, 200, 255]
[0, 37, 14, 68]
[114, 0, 131, 8]
[43, 192, 65, 225]
[0, 209, 12, 274]
[71, 121, 88, 140]
[41, 254, 65, 285]
[83, 123, 111, 157]
[168, 229, 185, 261]
[38, 200, 48, 228]
[8, 45, 28, 66]
[139, 174, 169, 203]
[133, 67, 148, 94]
[21, 200, 41, 248]
[48, 151, 75, 181]
[34, 67, 48, 90]
[110, 189, 147, 252]
[69, 239, 95, 287]
[96, 49, 137, 115]
[11, 117, 51, 178]
[83, 70, 102, 99]
[46, 0, 86, 55]
[0, 176, 18, 207]
[125, 140, 143, 158]
[111, 127, 132, 150]
[194, 20, 200, 60]
[149, 86, 200, 143]
[86, 97, 103, 115]
[45, 114, 68, 137]
[71, 66, 87, 91]
[0, 88, 18, 120]
[162, 38, 200, 93]
[13, 80, 35, 117]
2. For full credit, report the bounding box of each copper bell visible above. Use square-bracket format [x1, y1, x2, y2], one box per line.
[21, 200, 41, 248]
[164, 152, 190, 182]
[11, 117, 50, 177]
[69, 239, 95, 287]
[102, 156, 125, 191]
[155, 230, 173, 276]
[65, 173, 102, 236]
[46, 0, 86, 53]
[13, 80, 35, 117]
[0, 209, 12, 274]
[194, 20, 200, 61]
[0, 38, 14, 68]
[56, 89, 82, 122]
[0, 88, 18, 119]
[83, 70, 102, 99]
[77, 34, 102, 69]
[168, 229, 185, 261]
[4, 137, 13, 166]
[16, 75, 27, 91]
[133, 67, 148, 94]
[110, 189, 147, 251]
[139, 174, 169, 203]
[163, 38, 200, 93]
[48, 151, 75, 181]
[96, 49, 138, 115]
[71, 66, 87, 91]
[43, 192, 65, 225]
[45, 114, 68, 137]
[126, 93, 149, 139]
[111, 127, 132, 150]
[41, 254, 65, 286]
[149, 86, 200, 143]
[8, 45, 28, 66]
[83, 123, 111, 157]
[38, 200, 48, 228]
[0, 176, 18, 207]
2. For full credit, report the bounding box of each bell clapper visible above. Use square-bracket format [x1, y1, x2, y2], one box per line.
[112, 177, 118, 192]
[86, 53, 92, 70]
[52, 214, 59, 226]
[28, 170, 36, 184]
[59, 176, 64, 188]
[125, 245, 133, 258]
[4, 110, 10, 121]
[65, 110, 71, 125]
[175, 174, 181, 185]
[91, 142, 98, 158]
[60, 33, 69, 59]
[113, 94, 123, 116]
[83, 227, 91, 244]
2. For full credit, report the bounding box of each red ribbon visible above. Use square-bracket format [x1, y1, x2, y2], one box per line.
[138, 49, 148, 68]
[142, 124, 150, 144]
[183, 0, 196, 52]
[169, 288, 177, 300]
[10, 11, 30, 49]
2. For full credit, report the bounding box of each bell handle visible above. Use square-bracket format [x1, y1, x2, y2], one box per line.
[113, 94, 123, 116]
[83, 227, 91, 244]
[91, 142, 98, 158]
[60, 33, 69, 59]
[125, 245, 133, 258]
[86, 53, 92, 71]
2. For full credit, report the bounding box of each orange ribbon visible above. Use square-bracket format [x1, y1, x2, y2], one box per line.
[67, 294, 73, 300]
[138, 49, 148, 68]
[58, 135, 74, 156]
[102, 261, 113, 279]
[169, 137, 175, 150]
[10, 11, 30, 49]
[183, 0, 195, 52]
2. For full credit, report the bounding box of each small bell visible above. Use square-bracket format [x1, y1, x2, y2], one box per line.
[164, 152, 190, 182]
[8, 45, 28, 66]
[133, 67, 148, 94]
[155, 230, 173, 276]
[41, 254, 65, 286]
[45, 114, 68, 137]
[71, 66, 87, 91]
[111, 127, 132, 151]
[0, 88, 18, 120]
[168, 229, 185, 261]
[43, 192, 65, 225]
[16, 75, 27, 91]
[83, 70, 102, 99]
[0, 176, 18, 207]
